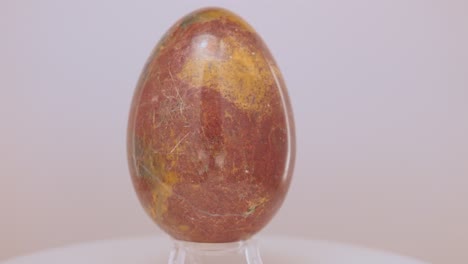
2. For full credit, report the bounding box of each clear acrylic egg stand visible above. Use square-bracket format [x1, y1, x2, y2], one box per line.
[169, 238, 263, 264]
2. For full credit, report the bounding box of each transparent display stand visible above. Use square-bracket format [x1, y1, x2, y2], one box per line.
[169, 239, 263, 264]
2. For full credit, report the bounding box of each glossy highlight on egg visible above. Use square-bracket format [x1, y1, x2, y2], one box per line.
[127, 7, 295, 243]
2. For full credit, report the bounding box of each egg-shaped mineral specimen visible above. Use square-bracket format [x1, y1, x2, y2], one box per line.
[127, 7, 295, 243]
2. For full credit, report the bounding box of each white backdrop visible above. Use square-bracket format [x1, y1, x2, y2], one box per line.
[1, 1, 467, 263]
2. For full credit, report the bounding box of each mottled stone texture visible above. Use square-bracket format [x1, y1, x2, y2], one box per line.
[127, 7, 295, 243]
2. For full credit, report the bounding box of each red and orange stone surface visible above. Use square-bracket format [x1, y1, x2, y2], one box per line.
[127, 8, 295, 243]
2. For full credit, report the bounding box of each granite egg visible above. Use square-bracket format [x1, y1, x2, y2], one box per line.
[127, 7, 295, 243]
